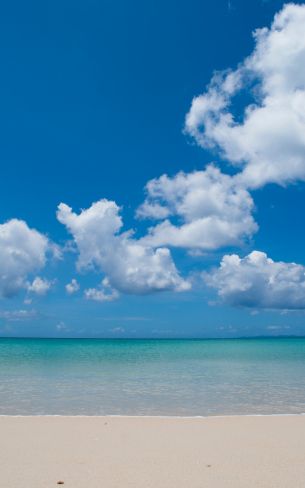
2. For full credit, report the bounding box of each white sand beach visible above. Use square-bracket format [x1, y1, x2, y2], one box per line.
[1, 415, 305, 487]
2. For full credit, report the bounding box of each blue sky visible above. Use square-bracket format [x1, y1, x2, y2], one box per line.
[2, 0, 305, 337]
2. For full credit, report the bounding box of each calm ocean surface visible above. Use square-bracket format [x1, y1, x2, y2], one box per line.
[1, 337, 305, 416]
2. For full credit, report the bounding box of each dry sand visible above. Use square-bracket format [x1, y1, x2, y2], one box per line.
[1, 415, 305, 487]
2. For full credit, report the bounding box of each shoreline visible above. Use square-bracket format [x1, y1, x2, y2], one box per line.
[1, 414, 305, 487]
[0, 412, 305, 418]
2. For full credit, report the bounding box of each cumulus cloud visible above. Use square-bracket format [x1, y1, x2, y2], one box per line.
[185, 3, 305, 188]
[205, 250, 305, 310]
[27, 276, 52, 295]
[0, 219, 49, 298]
[65, 278, 80, 295]
[57, 199, 190, 296]
[85, 278, 119, 302]
[137, 165, 257, 250]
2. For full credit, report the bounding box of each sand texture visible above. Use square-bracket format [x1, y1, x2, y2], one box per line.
[1, 415, 305, 487]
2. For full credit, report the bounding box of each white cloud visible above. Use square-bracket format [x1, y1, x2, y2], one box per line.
[85, 289, 118, 302]
[85, 278, 119, 302]
[110, 327, 125, 334]
[65, 278, 80, 295]
[0, 309, 38, 321]
[137, 165, 257, 250]
[185, 3, 305, 188]
[205, 250, 305, 310]
[57, 199, 190, 296]
[56, 321, 69, 332]
[0, 219, 49, 298]
[27, 276, 52, 295]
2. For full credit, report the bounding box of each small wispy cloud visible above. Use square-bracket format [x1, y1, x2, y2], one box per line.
[0, 309, 38, 322]
[98, 316, 151, 322]
[110, 327, 125, 334]
[56, 321, 69, 332]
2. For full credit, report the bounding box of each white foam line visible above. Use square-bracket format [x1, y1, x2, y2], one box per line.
[0, 413, 305, 419]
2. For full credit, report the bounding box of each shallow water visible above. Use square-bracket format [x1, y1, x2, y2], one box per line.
[0, 337, 305, 415]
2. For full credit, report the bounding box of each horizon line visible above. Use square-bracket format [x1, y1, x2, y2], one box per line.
[0, 335, 305, 341]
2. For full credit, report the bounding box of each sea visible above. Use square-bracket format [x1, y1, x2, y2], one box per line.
[0, 337, 305, 416]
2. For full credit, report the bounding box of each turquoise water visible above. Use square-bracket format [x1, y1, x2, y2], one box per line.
[0, 338, 305, 415]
